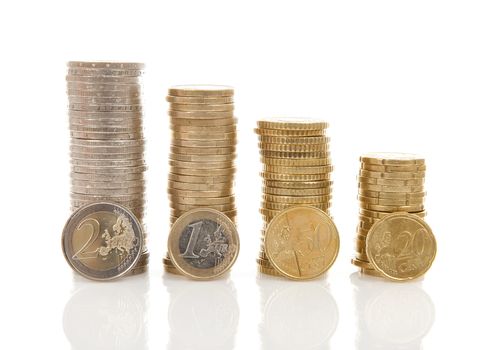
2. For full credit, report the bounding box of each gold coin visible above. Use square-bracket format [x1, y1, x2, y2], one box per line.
[262, 201, 330, 211]
[61, 202, 143, 281]
[358, 189, 426, 200]
[164, 265, 183, 275]
[358, 183, 424, 193]
[258, 136, 329, 144]
[366, 212, 436, 281]
[171, 202, 235, 212]
[261, 172, 330, 182]
[170, 110, 234, 119]
[260, 150, 330, 159]
[254, 127, 325, 137]
[170, 146, 235, 155]
[359, 169, 426, 179]
[360, 152, 425, 165]
[263, 180, 332, 189]
[170, 124, 236, 133]
[171, 139, 236, 148]
[168, 188, 234, 198]
[361, 163, 427, 172]
[263, 165, 333, 175]
[357, 176, 425, 187]
[360, 268, 383, 277]
[167, 208, 239, 280]
[170, 166, 236, 177]
[259, 142, 329, 153]
[261, 157, 330, 166]
[169, 195, 235, 206]
[171, 208, 237, 219]
[257, 118, 328, 130]
[357, 195, 424, 206]
[264, 206, 339, 280]
[168, 85, 233, 97]
[170, 103, 234, 112]
[256, 257, 274, 267]
[169, 159, 234, 170]
[263, 186, 331, 196]
[166, 95, 234, 104]
[169, 180, 233, 191]
[359, 208, 427, 219]
[258, 265, 282, 277]
[170, 117, 236, 127]
[170, 153, 236, 163]
[355, 251, 370, 261]
[351, 258, 372, 269]
[171, 131, 237, 141]
[359, 202, 425, 213]
[263, 194, 331, 204]
[358, 219, 376, 231]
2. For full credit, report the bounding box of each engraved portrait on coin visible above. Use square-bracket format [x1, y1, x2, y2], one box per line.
[168, 208, 239, 280]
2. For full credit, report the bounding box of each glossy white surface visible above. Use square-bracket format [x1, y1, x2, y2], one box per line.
[1, 0, 501, 348]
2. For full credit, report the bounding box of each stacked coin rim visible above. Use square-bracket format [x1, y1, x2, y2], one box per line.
[66, 61, 149, 274]
[352, 152, 427, 278]
[164, 85, 237, 274]
[255, 118, 333, 277]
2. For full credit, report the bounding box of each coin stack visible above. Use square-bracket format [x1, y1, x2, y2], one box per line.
[163, 85, 237, 274]
[352, 153, 427, 277]
[255, 118, 333, 276]
[66, 61, 149, 275]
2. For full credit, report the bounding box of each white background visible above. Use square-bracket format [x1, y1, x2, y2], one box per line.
[1, 0, 500, 348]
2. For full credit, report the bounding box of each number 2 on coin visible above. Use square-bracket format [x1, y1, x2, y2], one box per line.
[72, 218, 100, 260]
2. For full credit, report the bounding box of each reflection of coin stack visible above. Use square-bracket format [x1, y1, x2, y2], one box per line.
[66, 61, 148, 275]
[352, 153, 426, 277]
[254, 119, 332, 276]
[351, 273, 435, 349]
[163, 85, 237, 273]
[257, 275, 338, 350]
[165, 278, 239, 350]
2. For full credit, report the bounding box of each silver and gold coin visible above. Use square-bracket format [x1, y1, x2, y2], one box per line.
[65, 61, 148, 277]
[164, 85, 238, 276]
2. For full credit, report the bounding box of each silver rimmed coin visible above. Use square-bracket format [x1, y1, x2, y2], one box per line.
[167, 208, 239, 280]
[61, 202, 143, 281]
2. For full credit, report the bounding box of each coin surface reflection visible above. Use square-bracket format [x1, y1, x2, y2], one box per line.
[63, 274, 149, 350]
[165, 275, 239, 350]
[257, 274, 338, 349]
[351, 272, 435, 349]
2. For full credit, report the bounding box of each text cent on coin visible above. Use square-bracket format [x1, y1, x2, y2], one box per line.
[366, 212, 436, 281]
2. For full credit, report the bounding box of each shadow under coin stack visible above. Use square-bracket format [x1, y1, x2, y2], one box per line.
[67, 61, 149, 275]
[163, 85, 237, 275]
[255, 119, 334, 277]
[352, 153, 428, 278]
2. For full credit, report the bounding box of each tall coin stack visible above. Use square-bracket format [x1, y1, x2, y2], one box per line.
[352, 153, 427, 278]
[163, 85, 237, 274]
[66, 61, 149, 275]
[255, 119, 333, 277]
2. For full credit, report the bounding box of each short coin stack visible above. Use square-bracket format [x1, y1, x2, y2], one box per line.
[255, 118, 334, 277]
[352, 152, 431, 279]
[66, 61, 149, 276]
[163, 85, 237, 275]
